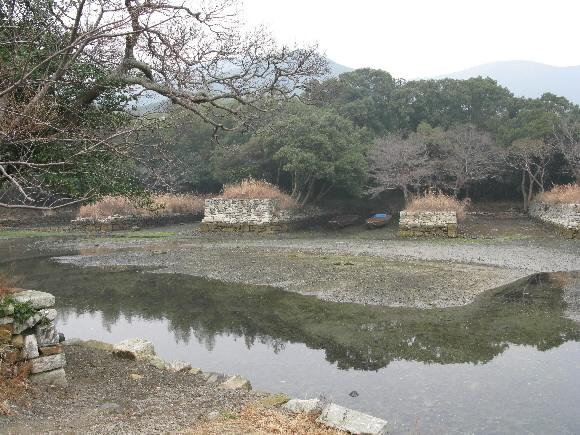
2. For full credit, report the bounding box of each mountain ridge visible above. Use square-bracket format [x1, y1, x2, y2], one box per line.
[436, 60, 580, 104]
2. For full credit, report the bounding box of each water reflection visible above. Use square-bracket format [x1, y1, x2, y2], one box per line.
[1, 240, 579, 433]
[2, 247, 578, 371]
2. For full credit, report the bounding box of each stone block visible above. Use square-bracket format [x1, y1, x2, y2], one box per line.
[13, 312, 43, 334]
[201, 372, 227, 384]
[219, 375, 252, 391]
[0, 316, 13, 325]
[283, 398, 324, 413]
[39, 344, 63, 356]
[22, 334, 39, 359]
[166, 360, 191, 372]
[12, 290, 55, 309]
[113, 338, 155, 361]
[39, 308, 57, 322]
[148, 355, 166, 369]
[35, 321, 59, 346]
[31, 353, 66, 373]
[317, 403, 390, 435]
[29, 368, 67, 387]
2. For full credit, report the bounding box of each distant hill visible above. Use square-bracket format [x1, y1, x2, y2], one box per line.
[327, 59, 354, 76]
[437, 60, 580, 104]
[132, 58, 353, 113]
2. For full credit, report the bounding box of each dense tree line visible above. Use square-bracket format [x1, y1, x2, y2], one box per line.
[0, 0, 325, 209]
[151, 68, 580, 208]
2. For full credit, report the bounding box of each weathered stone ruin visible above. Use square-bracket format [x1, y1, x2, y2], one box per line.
[71, 212, 202, 232]
[529, 202, 580, 239]
[399, 211, 458, 237]
[200, 198, 290, 233]
[0, 290, 66, 386]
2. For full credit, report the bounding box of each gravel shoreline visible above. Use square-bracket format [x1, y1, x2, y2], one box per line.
[51, 225, 580, 308]
[1, 344, 265, 434]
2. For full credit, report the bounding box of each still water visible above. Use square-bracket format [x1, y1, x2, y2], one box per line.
[1, 239, 579, 434]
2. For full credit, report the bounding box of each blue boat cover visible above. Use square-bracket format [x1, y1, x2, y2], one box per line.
[372, 213, 387, 218]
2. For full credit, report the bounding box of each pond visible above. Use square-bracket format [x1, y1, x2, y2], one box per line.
[1, 238, 579, 434]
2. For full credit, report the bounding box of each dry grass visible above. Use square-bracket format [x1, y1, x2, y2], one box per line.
[78, 194, 206, 219]
[0, 360, 32, 416]
[0, 273, 17, 297]
[220, 178, 297, 210]
[535, 184, 580, 204]
[188, 406, 345, 435]
[405, 192, 467, 221]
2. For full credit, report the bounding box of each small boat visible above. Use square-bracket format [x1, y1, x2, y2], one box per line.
[328, 214, 360, 229]
[365, 213, 392, 229]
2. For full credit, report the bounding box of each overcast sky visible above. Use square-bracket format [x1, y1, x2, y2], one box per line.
[242, 0, 580, 79]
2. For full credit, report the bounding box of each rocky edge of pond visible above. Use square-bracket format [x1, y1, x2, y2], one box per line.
[1, 338, 391, 435]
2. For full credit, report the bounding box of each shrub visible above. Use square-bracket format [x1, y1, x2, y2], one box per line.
[535, 184, 580, 205]
[220, 178, 297, 209]
[404, 191, 467, 221]
[78, 194, 206, 219]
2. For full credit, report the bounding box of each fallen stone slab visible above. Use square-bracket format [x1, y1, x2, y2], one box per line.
[166, 360, 191, 372]
[29, 368, 67, 387]
[201, 372, 227, 384]
[317, 403, 390, 435]
[283, 398, 324, 413]
[113, 338, 155, 361]
[219, 375, 252, 391]
[31, 353, 66, 374]
[148, 355, 167, 370]
[12, 290, 55, 309]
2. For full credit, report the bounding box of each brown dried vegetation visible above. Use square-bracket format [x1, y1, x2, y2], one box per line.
[78, 194, 206, 219]
[535, 184, 580, 205]
[188, 406, 345, 435]
[220, 178, 297, 210]
[405, 192, 468, 221]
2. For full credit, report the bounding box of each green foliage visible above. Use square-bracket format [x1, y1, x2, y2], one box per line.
[0, 297, 37, 323]
[255, 103, 371, 202]
[307, 68, 400, 135]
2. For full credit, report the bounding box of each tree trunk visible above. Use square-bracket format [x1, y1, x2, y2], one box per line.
[521, 170, 528, 211]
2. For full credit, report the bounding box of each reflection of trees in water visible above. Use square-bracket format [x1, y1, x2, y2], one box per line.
[4, 255, 580, 371]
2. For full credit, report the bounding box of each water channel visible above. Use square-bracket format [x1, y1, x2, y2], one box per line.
[1, 238, 579, 434]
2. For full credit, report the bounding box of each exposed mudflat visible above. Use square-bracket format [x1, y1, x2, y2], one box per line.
[49, 217, 580, 308]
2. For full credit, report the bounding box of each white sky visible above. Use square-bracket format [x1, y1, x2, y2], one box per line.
[242, 0, 580, 79]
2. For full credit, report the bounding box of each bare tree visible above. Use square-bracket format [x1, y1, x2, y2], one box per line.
[555, 116, 580, 183]
[439, 124, 500, 198]
[368, 133, 432, 200]
[505, 138, 553, 210]
[0, 0, 327, 208]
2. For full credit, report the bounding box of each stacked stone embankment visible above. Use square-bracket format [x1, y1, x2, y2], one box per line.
[201, 198, 287, 233]
[0, 290, 66, 386]
[399, 211, 458, 237]
[71, 212, 202, 232]
[529, 202, 579, 239]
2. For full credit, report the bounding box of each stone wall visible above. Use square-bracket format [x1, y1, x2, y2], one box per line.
[0, 290, 66, 386]
[529, 202, 580, 239]
[399, 211, 458, 237]
[200, 198, 323, 233]
[202, 199, 281, 225]
[0, 205, 80, 228]
[71, 212, 202, 232]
